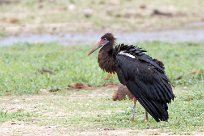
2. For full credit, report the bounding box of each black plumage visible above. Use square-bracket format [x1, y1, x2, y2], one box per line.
[88, 33, 175, 122]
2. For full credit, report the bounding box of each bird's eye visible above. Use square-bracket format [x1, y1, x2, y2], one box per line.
[103, 38, 107, 40]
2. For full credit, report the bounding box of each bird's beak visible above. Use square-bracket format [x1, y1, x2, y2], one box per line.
[88, 39, 109, 56]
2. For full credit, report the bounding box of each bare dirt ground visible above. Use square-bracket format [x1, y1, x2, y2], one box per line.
[0, 86, 203, 136]
[1, 0, 204, 36]
[0, 122, 169, 136]
[0, 122, 175, 136]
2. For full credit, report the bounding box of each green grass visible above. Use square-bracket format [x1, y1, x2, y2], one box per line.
[0, 42, 203, 95]
[0, 111, 34, 122]
[0, 43, 112, 95]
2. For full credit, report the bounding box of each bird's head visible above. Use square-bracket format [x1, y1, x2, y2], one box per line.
[88, 33, 116, 56]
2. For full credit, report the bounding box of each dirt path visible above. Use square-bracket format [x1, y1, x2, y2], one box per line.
[0, 122, 183, 136]
[0, 122, 172, 136]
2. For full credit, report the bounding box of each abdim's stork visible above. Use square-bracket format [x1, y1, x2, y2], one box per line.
[88, 33, 175, 122]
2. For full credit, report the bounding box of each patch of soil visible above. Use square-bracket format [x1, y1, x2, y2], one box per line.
[0, 0, 19, 5]
[68, 83, 93, 90]
[112, 84, 133, 101]
[1, 121, 203, 136]
[67, 82, 118, 91]
[0, 121, 70, 136]
[0, 17, 19, 24]
[151, 9, 173, 17]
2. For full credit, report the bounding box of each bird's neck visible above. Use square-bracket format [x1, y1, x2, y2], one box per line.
[98, 45, 116, 73]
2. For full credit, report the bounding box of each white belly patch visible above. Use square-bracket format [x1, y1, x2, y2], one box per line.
[119, 51, 135, 58]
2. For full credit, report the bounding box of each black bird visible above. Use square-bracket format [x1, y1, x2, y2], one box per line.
[88, 33, 175, 122]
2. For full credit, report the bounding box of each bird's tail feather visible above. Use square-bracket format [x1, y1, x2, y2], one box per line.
[138, 97, 168, 122]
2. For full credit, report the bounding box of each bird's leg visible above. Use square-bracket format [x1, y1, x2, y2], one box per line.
[132, 97, 137, 123]
[145, 110, 148, 122]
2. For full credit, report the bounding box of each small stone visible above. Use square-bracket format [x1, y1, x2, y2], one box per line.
[68, 4, 76, 12]
[39, 89, 49, 95]
[83, 9, 93, 18]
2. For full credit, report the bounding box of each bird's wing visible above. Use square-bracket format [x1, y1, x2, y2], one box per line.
[115, 52, 175, 121]
[116, 53, 174, 103]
